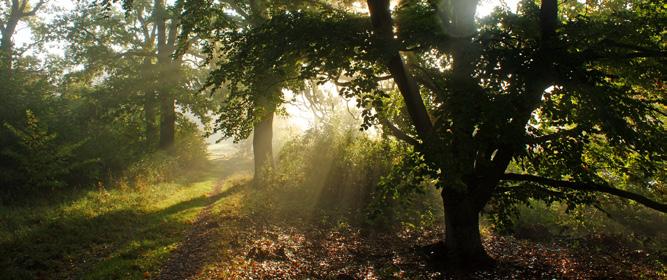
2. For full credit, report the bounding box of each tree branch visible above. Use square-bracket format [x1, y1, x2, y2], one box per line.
[21, 0, 45, 17]
[501, 173, 667, 213]
[332, 74, 391, 87]
[378, 116, 419, 146]
[526, 127, 591, 144]
[137, 8, 152, 44]
[367, 0, 434, 140]
[411, 64, 440, 93]
[492, 0, 560, 177]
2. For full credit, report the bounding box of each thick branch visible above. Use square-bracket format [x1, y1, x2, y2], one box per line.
[411, 65, 440, 93]
[166, 0, 185, 56]
[493, 0, 560, 175]
[378, 117, 419, 146]
[154, 0, 168, 63]
[502, 173, 667, 213]
[540, 0, 557, 39]
[367, 0, 433, 140]
[137, 8, 152, 44]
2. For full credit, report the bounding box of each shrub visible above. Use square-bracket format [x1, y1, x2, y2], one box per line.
[0, 110, 90, 196]
[256, 120, 441, 230]
[118, 119, 209, 190]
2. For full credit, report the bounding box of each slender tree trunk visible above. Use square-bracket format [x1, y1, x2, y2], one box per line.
[156, 86, 177, 150]
[252, 107, 274, 183]
[439, 180, 494, 268]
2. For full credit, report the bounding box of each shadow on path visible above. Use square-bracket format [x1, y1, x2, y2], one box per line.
[155, 180, 246, 280]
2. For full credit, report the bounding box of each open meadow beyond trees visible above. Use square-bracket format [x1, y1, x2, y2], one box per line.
[1, 0, 666, 279]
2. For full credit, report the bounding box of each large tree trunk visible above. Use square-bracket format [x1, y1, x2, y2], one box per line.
[252, 108, 274, 183]
[154, 0, 176, 150]
[441, 187, 493, 267]
[142, 56, 158, 149]
[144, 93, 158, 149]
[158, 92, 176, 149]
[0, 30, 14, 71]
[1, 4, 20, 72]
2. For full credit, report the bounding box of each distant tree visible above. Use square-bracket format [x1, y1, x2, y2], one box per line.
[60, 0, 210, 151]
[0, 0, 46, 72]
[108, 0, 353, 181]
[196, 0, 666, 265]
[181, 0, 340, 182]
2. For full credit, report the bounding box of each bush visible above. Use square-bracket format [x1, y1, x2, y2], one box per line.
[254, 120, 441, 230]
[117, 119, 209, 190]
[0, 110, 90, 196]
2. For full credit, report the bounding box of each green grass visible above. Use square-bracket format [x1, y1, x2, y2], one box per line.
[0, 169, 226, 279]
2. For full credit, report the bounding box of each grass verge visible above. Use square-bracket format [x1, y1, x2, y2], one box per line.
[0, 169, 222, 279]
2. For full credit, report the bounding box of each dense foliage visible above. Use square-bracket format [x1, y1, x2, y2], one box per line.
[0, 1, 211, 201]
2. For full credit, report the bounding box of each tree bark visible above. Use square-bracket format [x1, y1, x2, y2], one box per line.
[441, 186, 493, 267]
[1, 0, 46, 72]
[141, 55, 158, 149]
[252, 107, 274, 183]
[1, 0, 22, 72]
[0, 23, 16, 71]
[366, 0, 493, 266]
[158, 91, 176, 149]
[247, 0, 275, 184]
[154, 0, 176, 150]
[144, 92, 158, 148]
[367, 0, 433, 140]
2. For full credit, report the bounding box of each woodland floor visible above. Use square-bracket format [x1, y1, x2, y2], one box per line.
[1, 158, 664, 279]
[151, 169, 665, 280]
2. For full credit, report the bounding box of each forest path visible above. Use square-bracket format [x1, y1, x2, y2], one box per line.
[149, 151, 663, 279]
[155, 156, 252, 280]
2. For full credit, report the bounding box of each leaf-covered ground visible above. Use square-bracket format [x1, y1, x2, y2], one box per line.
[155, 182, 665, 280]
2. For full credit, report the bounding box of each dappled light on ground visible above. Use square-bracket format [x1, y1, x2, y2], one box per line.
[0, 155, 252, 279]
[147, 181, 665, 279]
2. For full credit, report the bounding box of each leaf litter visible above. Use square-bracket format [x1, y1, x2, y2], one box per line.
[155, 185, 665, 279]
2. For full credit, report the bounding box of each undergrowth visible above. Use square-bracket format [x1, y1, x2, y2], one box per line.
[248, 123, 443, 233]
